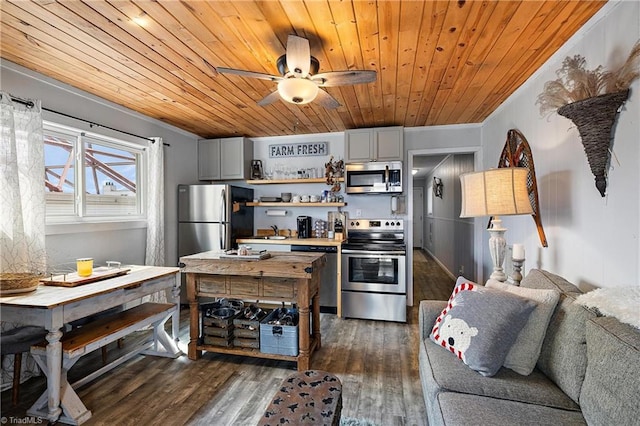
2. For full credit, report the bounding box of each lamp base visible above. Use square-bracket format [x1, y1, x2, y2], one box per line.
[488, 218, 507, 282]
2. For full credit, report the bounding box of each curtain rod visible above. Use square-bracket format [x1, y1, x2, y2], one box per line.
[2, 93, 170, 147]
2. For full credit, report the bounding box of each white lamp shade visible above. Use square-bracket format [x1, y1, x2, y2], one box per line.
[460, 168, 533, 218]
[277, 78, 319, 104]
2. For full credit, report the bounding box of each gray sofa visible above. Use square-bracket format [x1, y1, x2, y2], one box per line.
[419, 269, 640, 425]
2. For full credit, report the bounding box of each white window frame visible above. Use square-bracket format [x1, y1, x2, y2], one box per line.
[44, 121, 148, 230]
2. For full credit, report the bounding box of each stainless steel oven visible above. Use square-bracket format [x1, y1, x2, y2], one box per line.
[341, 219, 406, 322]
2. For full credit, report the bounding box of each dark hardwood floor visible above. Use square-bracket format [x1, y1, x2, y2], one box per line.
[1, 249, 454, 425]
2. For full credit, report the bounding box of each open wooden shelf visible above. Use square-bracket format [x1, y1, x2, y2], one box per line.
[247, 202, 346, 207]
[195, 337, 319, 363]
[247, 177, 344, 185]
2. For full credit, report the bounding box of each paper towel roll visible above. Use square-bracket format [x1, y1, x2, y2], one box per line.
[266, 209, 287, 216]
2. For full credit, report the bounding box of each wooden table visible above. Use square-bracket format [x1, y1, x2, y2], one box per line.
[0, 266, 181, 424]
[180, 251, 325, 371]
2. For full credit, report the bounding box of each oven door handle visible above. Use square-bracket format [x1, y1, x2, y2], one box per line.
[342, 249, 406, 256]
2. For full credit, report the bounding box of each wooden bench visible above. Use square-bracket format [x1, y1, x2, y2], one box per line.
[29, 302, 178, 425]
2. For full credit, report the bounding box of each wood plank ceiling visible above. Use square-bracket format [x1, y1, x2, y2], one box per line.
[1, 1, 607, 139]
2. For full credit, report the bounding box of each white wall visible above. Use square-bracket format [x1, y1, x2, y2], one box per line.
[481, 1, 640, 289]
[1, 61, 199, 270]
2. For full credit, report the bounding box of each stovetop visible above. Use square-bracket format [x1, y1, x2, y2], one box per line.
[343, 218, 405, 252]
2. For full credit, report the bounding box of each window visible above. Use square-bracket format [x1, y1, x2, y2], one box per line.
[44, 122, 146, 222]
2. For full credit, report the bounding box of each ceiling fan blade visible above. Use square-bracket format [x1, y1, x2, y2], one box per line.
[286, 35, 311, 77]
[257, 90, 282, 106]
[311, 70, 377, 87]
[217, 67, 282, 82]
[315, 89, 341, 109]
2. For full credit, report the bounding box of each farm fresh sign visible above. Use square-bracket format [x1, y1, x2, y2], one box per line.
[268, 142, 328, 158]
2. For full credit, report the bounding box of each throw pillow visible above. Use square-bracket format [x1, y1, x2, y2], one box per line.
[486, 279, 561, 375]
[430, 276, 536, 377]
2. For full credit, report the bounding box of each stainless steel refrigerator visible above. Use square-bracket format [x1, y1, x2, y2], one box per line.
[177, 184, 254, 301]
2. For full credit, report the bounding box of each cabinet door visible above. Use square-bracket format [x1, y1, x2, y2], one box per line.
[344, 129, 373, 162]
[374, 127, 404, 161]
[198, 139, 221, 180]
[220, 137, 252, 180]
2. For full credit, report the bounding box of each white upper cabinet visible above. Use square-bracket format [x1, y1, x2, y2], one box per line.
[198, 139, 221, 180]
[198, 137, 253, 180]
[344, 126, 403, 162]
[375, 127, 404, 161]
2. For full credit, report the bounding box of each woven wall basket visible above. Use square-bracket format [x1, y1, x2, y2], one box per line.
[557, 90, 629, 197]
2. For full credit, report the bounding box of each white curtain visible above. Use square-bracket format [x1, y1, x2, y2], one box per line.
[0, 91, 45, 390]
[145, 137, 165, 266]
[144, 137, 167, 303]
[0, 92, 46, 274]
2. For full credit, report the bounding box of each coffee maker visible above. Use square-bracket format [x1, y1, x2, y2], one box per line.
[297, 216, 312, 238]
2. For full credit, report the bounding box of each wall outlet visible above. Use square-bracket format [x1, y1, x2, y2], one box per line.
[355, 209, 362, 218]
[458, 265, 464, 275]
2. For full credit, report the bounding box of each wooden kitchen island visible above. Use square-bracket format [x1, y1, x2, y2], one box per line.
[180, 250, 325, 371]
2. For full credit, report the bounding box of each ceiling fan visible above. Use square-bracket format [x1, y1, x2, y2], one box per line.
[216, 35, 377, 109]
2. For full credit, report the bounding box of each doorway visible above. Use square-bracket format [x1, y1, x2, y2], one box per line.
[406, 147, 482, 307]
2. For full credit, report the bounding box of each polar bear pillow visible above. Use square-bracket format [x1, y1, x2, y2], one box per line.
[430, 277, 536, 377]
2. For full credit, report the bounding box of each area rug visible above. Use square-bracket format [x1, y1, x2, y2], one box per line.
[340, 417, 378, 426]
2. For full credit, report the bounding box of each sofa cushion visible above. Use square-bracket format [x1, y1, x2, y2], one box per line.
[437, 392, 586, 426]
[430, 279, 536, 376]
[520, 269, 596, 403]
[580, 317, 640, 426]
[419, 325, 580, 412]
[486, 279, 560, 375]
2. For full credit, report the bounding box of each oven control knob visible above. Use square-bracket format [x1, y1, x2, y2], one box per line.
[395, 221, 401, 226]
[385, 221, 390, 226]
[355, 221, 360, 226]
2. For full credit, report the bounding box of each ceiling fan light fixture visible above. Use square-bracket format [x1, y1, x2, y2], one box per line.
[277, 78, 319, 105]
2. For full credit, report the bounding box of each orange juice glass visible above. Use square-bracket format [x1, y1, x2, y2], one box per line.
[77, 258, 93, 277]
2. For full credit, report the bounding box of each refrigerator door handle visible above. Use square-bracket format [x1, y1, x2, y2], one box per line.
[220, 188, 226, 223]
[221, 188, 227, 249]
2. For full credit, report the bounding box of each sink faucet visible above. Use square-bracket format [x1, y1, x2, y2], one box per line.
[271, 225, 278, 236]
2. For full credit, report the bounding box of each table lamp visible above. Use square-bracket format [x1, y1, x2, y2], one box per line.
[460, 168, 533, 281]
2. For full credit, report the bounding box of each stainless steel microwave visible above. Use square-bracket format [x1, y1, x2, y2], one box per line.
[345, 161, 403, 194]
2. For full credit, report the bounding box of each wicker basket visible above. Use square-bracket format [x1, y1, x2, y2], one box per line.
[557, 90, 629, 197]
[0, 273, 41, 295]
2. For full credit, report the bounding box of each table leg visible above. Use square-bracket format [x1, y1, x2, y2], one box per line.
[312, 292, 321, 350]
[28, 349, 91, 424]
[171, 277, 181, 342]
[297, 275, 312, 371]
[297, 303, 310, 371]
[45, 329, 63, 422]
[186, 273, 201, 360]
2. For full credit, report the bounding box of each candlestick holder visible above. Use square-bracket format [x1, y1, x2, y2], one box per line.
[509, 258, 525, 286]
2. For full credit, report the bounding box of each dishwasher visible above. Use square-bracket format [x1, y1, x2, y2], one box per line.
[291, 245, 338, 314]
